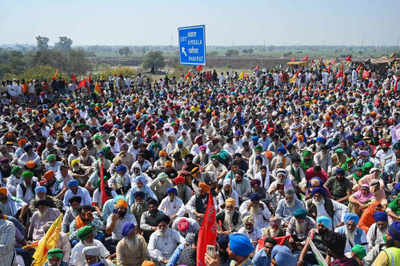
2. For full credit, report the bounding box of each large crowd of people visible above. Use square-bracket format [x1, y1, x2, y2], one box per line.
[1, 59, 400, 266]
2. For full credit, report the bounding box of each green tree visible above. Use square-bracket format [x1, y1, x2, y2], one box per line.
[0, 50, 27, 79]
[32, 50, 68, 71]
[19, 65, 66, 81]
[35, 36, 49, 51]
[54, 36, 73, 53]
[66, 49, 92, 75]
[143, 51, 165, 73]
[225, 49, 239, 57]
[118, 47, 131, 56]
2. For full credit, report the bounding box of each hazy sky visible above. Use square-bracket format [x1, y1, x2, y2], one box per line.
[1, 0, 399, 46]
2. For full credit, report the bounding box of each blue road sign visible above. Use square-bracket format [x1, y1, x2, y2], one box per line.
[178, 25, 206, 66]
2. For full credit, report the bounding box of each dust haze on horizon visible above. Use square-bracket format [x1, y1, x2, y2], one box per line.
[1, 0, 399, 47]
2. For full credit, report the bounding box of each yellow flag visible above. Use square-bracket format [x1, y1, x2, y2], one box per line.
[238, 72, 244, 80]
[32, 214, 63, 266]
[289, 73, 297, 83]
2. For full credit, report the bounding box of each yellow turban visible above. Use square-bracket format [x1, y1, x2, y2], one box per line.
[142, 261, 155, 266]
[225, 197, 236, 207]
[71, 159, 80, 167]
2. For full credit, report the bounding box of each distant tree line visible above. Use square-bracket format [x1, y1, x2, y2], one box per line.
[0, 36, 91, 80]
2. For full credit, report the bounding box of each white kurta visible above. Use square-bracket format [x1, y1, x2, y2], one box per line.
[158, 197, 184, 217]
[0, 219, 16, 266]
[70, 240, 110, 266]
[148, 229, 185, 262]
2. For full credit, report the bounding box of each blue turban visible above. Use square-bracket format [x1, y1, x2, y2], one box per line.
[249, 193, 260, 201]
[97, 150, 105, 156]
[90, 263, 105, 266]
[317, 216, 332, 229]
[344, 213, 360, 224]
[277, 147, 287, 155]
[24, 143, 33, 151]
[394, 182, 400, 192]
[167, 187, 177, 195]
[389, 222, 400, 241]
[293, 208, 307, 219]
[312, 186, 326, 196]
[271, 245, 297, 266]
[121, 222, 135, 237]
[135, 176, 148, 185]
[373, 212, 388, 222]
[357, 141, 365, 146]
[316, 137, 325, 143]
[229, 233, 254, 257]
[336, 168, 345, 175]
[68, 179, 79, 188]
[35, 186, 47, 194]
[116, 165, 127, 173]
[177, 140, 184, 145]
[252, 136, 259, 142]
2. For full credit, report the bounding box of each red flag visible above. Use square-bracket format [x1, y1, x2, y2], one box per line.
[185, 71, 191, 79]
[196, 65, 203, 72]
[100, 161, 109, 205]
[336, 70, 343, 78]
[330, 58, 335, 65]
[257, 235, 291, 250]
[196, 192, 217, 266]
[88, 74, 92, 83]
[368, 80, 373, 88]
[78, 79, 87, 89]
[346, 55, 352, 62]
[356, 64, 362, 73]
[394, 78, 399, 93]
[302, 56, 309, 62]
[255, 65, 260, 71]
[72, 74, 77, 83]
[291, 56, 296, 62]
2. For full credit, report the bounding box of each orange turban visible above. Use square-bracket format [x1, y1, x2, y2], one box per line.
[0, 187, 7, 196]
[25, 161, 36, 169]
[198, 182, 210, 193]
[164, 160, 172, 167]
[142, 261, 155, 266]
[159, 150, 167, 157]
[18, 138, 27, 147]
[43, 170, 55, 180]
[115, 199, 128, 209]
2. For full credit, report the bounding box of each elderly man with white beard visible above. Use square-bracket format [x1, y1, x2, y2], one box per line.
[275, 189, 305, 224]
[116, 221, 149, 266]
[286, 208, 316, 242]
[217, 179, 239, 209]
[216, 197, 242, 234]
[305, 186, 348, 228]
[367, 211, 388, 250]
[335, 213, 368, 256]
[148, 214, 185, 265]
[238, 215, 263, 247]
[239, 193, 271, 231]
[27, 199, 60, 241]
[262, 216, 285, 238]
